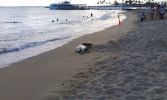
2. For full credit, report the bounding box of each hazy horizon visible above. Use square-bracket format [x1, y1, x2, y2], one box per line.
[0, 0, 165, 6]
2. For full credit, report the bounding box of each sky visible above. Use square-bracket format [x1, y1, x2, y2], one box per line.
[0, 0, 165, 6]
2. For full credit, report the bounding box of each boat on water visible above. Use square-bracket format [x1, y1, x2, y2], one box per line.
[49, 1, 88, 10]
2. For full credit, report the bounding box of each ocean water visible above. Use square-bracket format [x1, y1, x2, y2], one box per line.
[0, 7, 126, 68]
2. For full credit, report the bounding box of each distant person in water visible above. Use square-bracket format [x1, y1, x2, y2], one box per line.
[51, 20, 54, 23]
[91, 13, 93, 17]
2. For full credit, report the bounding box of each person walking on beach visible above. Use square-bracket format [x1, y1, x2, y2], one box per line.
[150, 4, 155, 19]
[139, 11, 146, 22]
[155, 5, 160, 19]
[159, 5, 165, 19]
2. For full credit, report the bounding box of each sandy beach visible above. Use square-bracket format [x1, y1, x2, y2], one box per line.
[0, 11, 136, 100]
[54, 13, 167, 99]
[1, 10, 167, 100]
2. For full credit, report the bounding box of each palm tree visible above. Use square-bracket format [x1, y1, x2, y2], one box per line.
[132, 0, 135, 3]
[125, 0, 128, 4]
[135, 0, 138, 4]
[129, 0, 133, 4]
[114, 0, 119, 5]
[125, 0, 133, 4]
[138, 1, 141, 4]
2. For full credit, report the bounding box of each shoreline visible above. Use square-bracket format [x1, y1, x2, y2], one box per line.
[0, 11, 137, 100]
[0, 10, 126, 69]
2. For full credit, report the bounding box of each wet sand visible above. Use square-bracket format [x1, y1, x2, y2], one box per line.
[0, 11, 137, 100]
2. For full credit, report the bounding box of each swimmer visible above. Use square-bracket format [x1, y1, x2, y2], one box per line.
[51, 20, 54, 23]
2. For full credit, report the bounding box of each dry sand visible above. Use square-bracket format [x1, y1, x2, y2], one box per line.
[54, 15, 167, 99]
[0, 11, 137, 100]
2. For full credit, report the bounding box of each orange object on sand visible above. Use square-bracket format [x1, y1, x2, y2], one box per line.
[118, 15, 121, 26]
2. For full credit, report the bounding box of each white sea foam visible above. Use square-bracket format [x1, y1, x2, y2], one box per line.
[0, 7, 126, 68]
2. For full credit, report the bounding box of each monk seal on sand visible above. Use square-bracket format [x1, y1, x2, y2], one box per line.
[75, 43, 93, 54]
